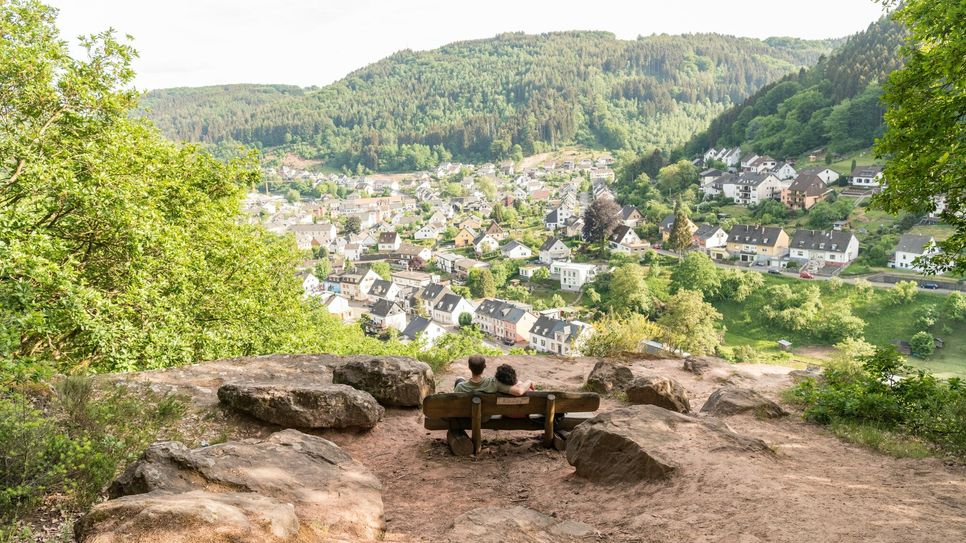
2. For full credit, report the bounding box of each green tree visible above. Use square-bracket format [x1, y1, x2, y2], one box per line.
[658, 289, 723, 355]
[344, 216, 362, 235]
[909, 331, 935, 358]
[666, 199, 694, 255]
[458, 312, 474, 327]
[549, 294, 566, 308]
[285, 188, 300, 203]
[314, 259, 332, 280]
[890, 280, 918, 305]
[670, 252, 721, 299]
[468, 269, 496, 298]
[608, 263, 653, 314]
[942, 292, 966, 321]
[874, 0, 966, 273]
[532, 266, 550, 283]
[582, 197, 622, 254]
[370, 262, 392, 280]
[656, 160, 698, 197]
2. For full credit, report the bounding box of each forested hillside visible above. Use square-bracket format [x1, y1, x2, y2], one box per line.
[685, 17, 905, 158]
[141, 32, 838, 171]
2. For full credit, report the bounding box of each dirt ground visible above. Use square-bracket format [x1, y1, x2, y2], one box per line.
[105, 354, 966, 542]
[328, 356, 966, 542]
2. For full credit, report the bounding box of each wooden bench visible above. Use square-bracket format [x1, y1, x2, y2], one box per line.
[422, 391, 601, 455]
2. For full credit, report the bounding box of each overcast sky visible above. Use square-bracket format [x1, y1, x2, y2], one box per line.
[48, 0, 887, 90]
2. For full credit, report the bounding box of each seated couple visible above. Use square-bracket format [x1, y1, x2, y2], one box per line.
[454, 355, 533, 396]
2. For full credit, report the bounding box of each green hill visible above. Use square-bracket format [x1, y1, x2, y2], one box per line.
[684, 17, 905, 158]
[140, 31, 839, 171]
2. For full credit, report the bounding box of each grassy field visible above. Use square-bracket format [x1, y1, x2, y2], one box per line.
[802, 148, 880, 176]
[909, 223, 956, 241]
[711, 274, 966, 377]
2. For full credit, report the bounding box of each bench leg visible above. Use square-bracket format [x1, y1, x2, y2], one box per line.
[471, 396, 482, 456]
[543, 394, 556, 448]
[447, 429, 474, 457]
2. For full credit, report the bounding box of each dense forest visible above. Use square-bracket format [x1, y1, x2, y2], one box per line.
[684, 17, 905, 158]
[141, 32, 839, 171]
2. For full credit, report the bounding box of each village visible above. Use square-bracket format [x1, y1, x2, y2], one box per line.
[243, 147, 956, 358]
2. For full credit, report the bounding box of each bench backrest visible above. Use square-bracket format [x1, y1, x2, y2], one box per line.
[423, 391, 600, 419]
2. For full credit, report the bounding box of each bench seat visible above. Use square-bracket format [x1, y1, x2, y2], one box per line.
[424, 412, 595, 431]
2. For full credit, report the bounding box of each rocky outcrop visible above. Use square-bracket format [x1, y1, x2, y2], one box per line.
[448, 506, 595, 542]
[566, 405, 772, 484]
[333, 356, 435, 407]
[625, 375, 691, 413]
[217, 383, 384, 429]
[789, 367, 824, 383]
[584, 360, 636, 393]
[92, 429, 383, 542]
[682, 356, 730, 376]
[75, 490, 300, 543]
[701, 387, 788, 419]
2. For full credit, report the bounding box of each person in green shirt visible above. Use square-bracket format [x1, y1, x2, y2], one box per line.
[454, 355, 532, 396]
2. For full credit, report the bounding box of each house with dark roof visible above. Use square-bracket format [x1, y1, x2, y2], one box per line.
[369, 300, 406, 331]
[485, 221, 507, 241]
[377, 231, 401, 252]
[659, 214, 698, 242]
[473, 299, 537, 345]
[892, 234, 940, 272]
[726, 225, 790, 263]
[608, 225, 649, 253]
[789, 229, 859, 266]
[850, 165, 884, 187]
[529, 315, 593, 357]
[539, 237, 571, 264]
[432, 293, 475, 326]
[472, 232, 499, 255]
[692, 224, 728, 253]
[367, 279, 400, 302]
[501, 240, 533, 260]
[782, 173, 833, 211]
[400, 316, 447, 348]
[620, 205, 644, 227]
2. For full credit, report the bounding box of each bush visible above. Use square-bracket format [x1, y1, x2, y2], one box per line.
[788, 347, 966, 457]
[890, 280, 919, 305]
[582, 314, 661, 357]
[0, 379, 186, 527]
[909, 331, 935, 358]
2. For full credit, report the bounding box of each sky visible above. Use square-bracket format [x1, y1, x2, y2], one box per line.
[47, 0, 887, 91]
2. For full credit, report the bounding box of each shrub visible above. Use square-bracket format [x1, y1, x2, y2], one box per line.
[890, 280, 918, 305]
[909, 331, 935, 358]
[582, 314, 661, 357]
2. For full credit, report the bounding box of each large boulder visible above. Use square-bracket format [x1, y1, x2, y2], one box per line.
[217, 383, 384, 429]
[625, 375, 691, 413]
[448, 506, 595, 543]
[101, 429, 383, 542]
[701, 387, 788, 419]
[584, 360, 635, 393]
[75, 490, 300, 543]
[682, 355, 730, 376]
[332, 356, 434, 407]
[566, 405, 772, 484]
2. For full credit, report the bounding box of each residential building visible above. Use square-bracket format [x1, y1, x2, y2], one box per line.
[771, 162, 798, 180]
[473, 233, 500, 255]
[501, 240, 533, 260]
[799, 167, 840, 185]
[539, 237, 571, 264]
[608, 225, 649, 253]
[370, 300, 406, 331]
[474, 299, 537, 345]
[413, 224, 442, 240]
[454, 227, 477, 248]
[367, 279, 401, 302]
[850, 165, 884, 187]
[557, 262, 599, 291]
[435, 252, 462, 274]
[289, 223, 337, 250]
[619, 205, 644, 227]
[432, 293, 476, 326]
[529, 315, 593, 357]
[892, 234, 940, 272]
[400, 316, 447, 348]
[391, 270, 436, 289]
[659, 214, 697, 241]
[788, 229, 860, 267]
[377, 231, 401, 252]
[324, 269, 380, 301]
[726, 224, 790, 263]
[782, 173, 833, 211]
[454, 258, 489, 278]
[732, 172, 783, 205]
[485, 221, 507, 241]
[692, 224, 728, 252]
[319, 292, 351, 321]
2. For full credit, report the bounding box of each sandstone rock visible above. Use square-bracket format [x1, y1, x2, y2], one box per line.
[701, 387, 788, 419]
[625, 375, 691, 413]
[332, 356, 434, 407]
[217, 383, 384, 429]
[682, 355, 730, 375]
[789, 368, 824, 383]
[566, 405, 772, 484]
[448, 506, 595, 542]
[106, 429, 383, 541]
[75, 490, 299, 543]
[584, 360, 635, 393]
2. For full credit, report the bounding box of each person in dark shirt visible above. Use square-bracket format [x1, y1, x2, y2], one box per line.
[453, 355, 531, 395]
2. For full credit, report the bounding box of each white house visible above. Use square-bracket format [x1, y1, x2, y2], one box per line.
[289, 223, 338, 250]
[432, 293, 476, 326]
[771, 162, 798, 180]
[557, 262, 599, 291]
[692, 224, 728, 251]
[324, 269, 379, 302]
[377, 231, 401, 252]
[788, 229, 860, 267]
[301, 273, 323, 298]
[369, 300, 407, 331]
[367, 279, 401, 302]
[850, 165, 884, 187]
[413, 224, 442, 240]
[435, 252, 462, 274]
[608, 225, 648, 253]
[400, 316, 447, 348]
[320, 292, 351, 321]
[892, 234, 940, 272]
[391, 270, 436, 289]
[501, 240, 533, 260]
[528, 315, 593, 357]
[732, 172, 783, 205]
[473, 233, 500, 255]
[539, 237, 571, 264]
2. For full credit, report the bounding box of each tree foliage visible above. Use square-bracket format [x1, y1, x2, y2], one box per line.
[657, 289, 723, 355]
[582, 197, 622, 251]
[873, 0, 966, 274]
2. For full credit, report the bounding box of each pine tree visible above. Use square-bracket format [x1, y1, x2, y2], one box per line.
[667, 199, 694, 256]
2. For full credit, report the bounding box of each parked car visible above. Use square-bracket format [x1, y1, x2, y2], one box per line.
[922, 282, 940, 290]
[799, 270, 813, 279]
[768, 269, 782, 275]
